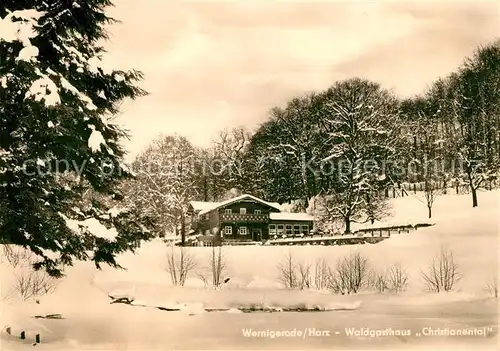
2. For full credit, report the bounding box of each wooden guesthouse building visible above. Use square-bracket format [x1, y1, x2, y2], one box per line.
[188, 194, 314, 245]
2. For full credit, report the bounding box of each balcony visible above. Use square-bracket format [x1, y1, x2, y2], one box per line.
[220, 213, 269, 223]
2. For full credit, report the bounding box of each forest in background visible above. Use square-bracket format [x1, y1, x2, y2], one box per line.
[126, 40, 500, 239]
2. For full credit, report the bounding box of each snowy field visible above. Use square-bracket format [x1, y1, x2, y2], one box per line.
[1, 190, 498, 350]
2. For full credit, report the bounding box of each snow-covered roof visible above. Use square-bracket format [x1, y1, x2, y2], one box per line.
[269, 212, 314, 222]
[197, 194, 282, 215]
[189, 201, 219, 212]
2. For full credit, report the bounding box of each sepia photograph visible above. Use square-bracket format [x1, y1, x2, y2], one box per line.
[0, 0, 499, 350]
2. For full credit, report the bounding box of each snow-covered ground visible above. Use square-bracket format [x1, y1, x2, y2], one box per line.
[1, 190, 498, 350]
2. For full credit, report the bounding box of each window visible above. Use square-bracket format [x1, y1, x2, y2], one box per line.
[277, 225, 284, 234]
[239, 226, 247, 235]
[293, 225, 301, 235]
[269, 224, 276, 236]
[301, 225, 309, 234]
[204, 214, 209, 220]
[285, 225, 292, 235]
[240, 208, 247, 214]
[224, 226, 232, 235]
[255, 209, 262, 215]
[224, 209, 232, 214]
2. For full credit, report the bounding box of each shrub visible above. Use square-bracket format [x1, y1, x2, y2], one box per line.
[313, 258, 331, 290]
[1, 245, 33, 268]
[1, 246, 59, 301]
[386, 263, 409, 293]
[297, 261, 312, 290]
[485, 274, 498, 298]
[210, 246, 227, 288]
[370, 271, 389, 293]
[166, 246, 197, 286]
[329, 252, 370, 294]
[421, 248, 462, 292]
[277, 250, 298, 289]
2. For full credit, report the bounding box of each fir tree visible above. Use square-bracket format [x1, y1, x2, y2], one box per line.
[0, 1, 153, 277]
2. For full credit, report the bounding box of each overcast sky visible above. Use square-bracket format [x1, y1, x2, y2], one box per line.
[102, 1, 499, 160]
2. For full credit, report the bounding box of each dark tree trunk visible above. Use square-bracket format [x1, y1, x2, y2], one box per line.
[427, 206, 432, 219]
[344, 217, 351, 234]
[466, 168, 479, 208]
[212, 177, 217, 201]
[180, 212, 186, 246]
[203, 176, 208, 201]
[471, 187, 478, 207]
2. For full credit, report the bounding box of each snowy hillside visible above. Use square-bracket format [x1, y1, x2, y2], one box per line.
[1, 190, 498, 349]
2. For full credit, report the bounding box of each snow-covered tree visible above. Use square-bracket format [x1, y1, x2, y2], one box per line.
[129, 135, 199, 245]
[244, 119, 304, 203]
[0, 2, 152, 277]
[209, 127, 251, 199]
[319, 79, 399, 233]
[266, 94, 326, 205]
[244, 94, 328, 205]
[448, 42, 500, 207]
[400, 96, 444, 217]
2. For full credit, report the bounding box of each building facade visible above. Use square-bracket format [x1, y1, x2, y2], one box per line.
[188, 194, 314, 245]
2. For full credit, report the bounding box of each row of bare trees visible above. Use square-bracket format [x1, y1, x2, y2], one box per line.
[166, 246, 227, 288]
[276, 248, 477, 294]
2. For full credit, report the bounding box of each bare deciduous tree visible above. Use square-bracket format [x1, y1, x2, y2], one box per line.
[370, 270, 389, 293]
[387, 262, 409, 292]
[1, 245, 33, 268]
[277, 250, 298, 289]
[11, 270, 58, 301]
[210, 246, 227, 288]
[297, 261, 312, 290]
[1, 246, 59, 301]
[485, 274, 498, 298]
[313, 258, 331, 290]
[166, 246, 197, 286]
[196, 272, 209, 288]
[422, 248, 462, 292]
[417, 179, 441, 218]
[329, 252, 370, 294]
